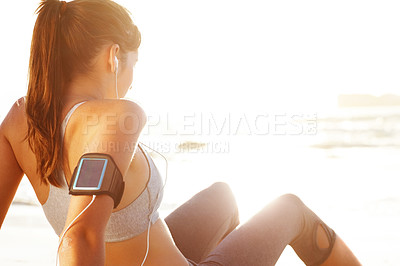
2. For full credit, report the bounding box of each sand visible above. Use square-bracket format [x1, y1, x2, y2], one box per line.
[1, 137, 400, 265]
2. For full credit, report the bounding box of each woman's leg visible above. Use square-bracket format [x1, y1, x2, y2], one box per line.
[321, 236, 361, 266]
[165, 182, 240, 263]
[198, 194, 304, 265]
[199, 194, 360, 266]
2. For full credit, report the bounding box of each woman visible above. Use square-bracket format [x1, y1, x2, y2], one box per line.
[0, 0, 361, 265]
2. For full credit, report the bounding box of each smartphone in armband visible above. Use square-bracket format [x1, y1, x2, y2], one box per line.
[69, 153, 125, 208]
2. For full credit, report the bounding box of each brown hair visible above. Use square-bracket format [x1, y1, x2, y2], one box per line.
[25, 0, 141, 187]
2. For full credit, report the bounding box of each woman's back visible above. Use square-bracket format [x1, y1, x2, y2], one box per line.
[1, 97, 150, 206]
[0, 97, 189, 265]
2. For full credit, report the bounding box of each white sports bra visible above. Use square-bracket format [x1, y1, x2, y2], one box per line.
[41, 102, 164, 242]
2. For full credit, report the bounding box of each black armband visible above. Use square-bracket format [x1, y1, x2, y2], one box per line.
[69, 153, 125, 208]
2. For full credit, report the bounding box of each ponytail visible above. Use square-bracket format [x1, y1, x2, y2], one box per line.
[26, 0, 141, 187]
[26, 0, 68, 187]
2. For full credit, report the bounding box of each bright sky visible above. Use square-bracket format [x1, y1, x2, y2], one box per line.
[1, 0, 400, 119]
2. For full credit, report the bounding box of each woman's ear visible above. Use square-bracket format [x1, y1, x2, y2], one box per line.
[108, 44, 120, 73]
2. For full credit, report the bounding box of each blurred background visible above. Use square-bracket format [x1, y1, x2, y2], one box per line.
[1, 0, 400, 265]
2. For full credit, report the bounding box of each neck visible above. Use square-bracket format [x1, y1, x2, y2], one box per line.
[64, 72, 115, 102]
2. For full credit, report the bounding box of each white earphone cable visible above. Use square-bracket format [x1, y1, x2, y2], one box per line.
[138, 142, 169, 266]
[140, 219, 152, 266]
[115, 66, 119, 99]
[55, 145, 168, 265]
[56, 195, 97, 266]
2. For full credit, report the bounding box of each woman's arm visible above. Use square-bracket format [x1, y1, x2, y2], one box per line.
[58, 100, 147, 265]
[58, 195, 113, 265]
[0, 125, 24, 228]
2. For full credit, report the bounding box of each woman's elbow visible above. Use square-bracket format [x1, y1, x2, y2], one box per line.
[62, 224, 105, 248]
[59, 227, 105, 265]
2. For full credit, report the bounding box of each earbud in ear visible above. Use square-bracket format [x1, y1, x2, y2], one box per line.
[114, 57, 119, 74]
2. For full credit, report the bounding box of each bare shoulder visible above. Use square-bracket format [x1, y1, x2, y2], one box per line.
[65, 99, 147, 166]
[1, 97, 27, 137]
[81, 99, 145, 114]
[72, 99, 147, 127]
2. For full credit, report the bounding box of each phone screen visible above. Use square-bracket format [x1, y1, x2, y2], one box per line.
[74, 158, 108, 189]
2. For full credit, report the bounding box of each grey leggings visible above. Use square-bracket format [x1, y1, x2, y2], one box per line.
[165, 182, 306, 266]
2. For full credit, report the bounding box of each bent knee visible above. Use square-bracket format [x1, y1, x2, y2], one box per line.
[209, 182, 236, 205]
[276, 193, 305, 208]
[210, 182, 232, 194]
[209, 182, 239, 223]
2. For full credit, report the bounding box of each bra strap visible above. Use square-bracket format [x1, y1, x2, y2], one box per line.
[61, 101, 87, 139]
